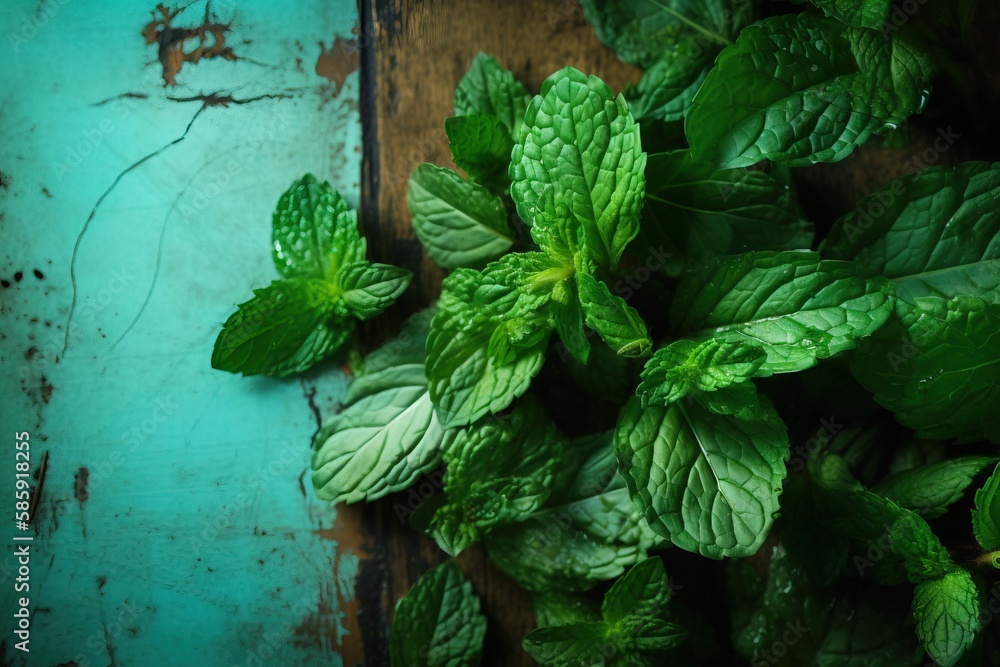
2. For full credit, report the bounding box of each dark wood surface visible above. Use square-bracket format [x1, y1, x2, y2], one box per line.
[339, 1, 1000, 665]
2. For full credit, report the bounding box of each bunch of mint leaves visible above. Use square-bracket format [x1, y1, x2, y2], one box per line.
[213, 0, 1000, 664]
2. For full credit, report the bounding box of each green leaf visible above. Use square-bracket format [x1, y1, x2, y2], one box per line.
[312, 319, 454, 503]
[628, 41, 715, 122]
[551, 277, 591, 364]
[888, 511, 953, 583]
[823, 162, 1000, 305]
[686, 14, 933, 168]
[912, 568, 981, 667]
[579, 0, 753, 68]
[601, 557, 672, 623]
[807, 0, 893, 28]
[614, 388, 789, 558]
[638, 339, 766, 408]
[851, 295, 1000, 442]
[336, 261, 412, 320]
[426, 253, 557, 428]
[532, 592, 601, 628]
[510, 67, 646, 270]
[670, 251, 895, 375]
[212, 279, 350, 377]
[523, 557, 686, 666]
[973, 463, 1000, 552]
[577, 272, 652, 357]
[872, 457, 997, 519]
[522, 623, 611, 666]
[487, 432, 660, 592]
[417, 403, 563, 555]
[389, 562, 487, 667]
[445, 114, 515, 194]
[781, 468, 851, 586]
[272, 174, 366, 279]
[453, 52, 531, 138]
[407, 164, 514, 270]
[643, 150, 813, 267]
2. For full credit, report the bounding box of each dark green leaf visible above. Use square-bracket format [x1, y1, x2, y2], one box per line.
[872, 457, 997, 519]
[807, 0, 893, 28]
[445, 114, 515, 194]
[973, 463, 1000, 552]
[578, 272, 652, 357]
[389, 562, 487, 667]
[453, 52, 531, 138]
[212, 279, 349, 377]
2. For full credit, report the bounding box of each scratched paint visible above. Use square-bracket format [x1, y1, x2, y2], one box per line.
[0, 0, 361, 664]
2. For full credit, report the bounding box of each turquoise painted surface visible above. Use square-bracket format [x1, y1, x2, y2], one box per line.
[0, 1, 361, 664]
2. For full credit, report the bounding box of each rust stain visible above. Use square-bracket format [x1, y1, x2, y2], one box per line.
[292, 588, 336, 650]
[315, 37, 358, 93]
[73, 467, 90, 504]
[142, 2, 238, 86]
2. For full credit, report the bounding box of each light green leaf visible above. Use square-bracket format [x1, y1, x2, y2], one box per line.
[551, 277, 591, 364]
[426, 253, 557, 428]
[453, 52, 531, 138]
[336, 261, 412, 320]
[577, 273, 651, 357]
[851, 295, 1000, 442]
[407, 164, 514, 270]
[670, 251, 895, 375]
[615, 388, 789, 558]
[511, 67, 646, 270]
[912, 568, 981, 667]
[643, 150, 813, 267]
[445, 113, 515, 194]
[579, 0, 753, 68]
[601, 557, 672, 623]
[686, 14, 933, 168]
[638, 339, 766, 408]
[312, 315, 454, 504]
[212, 279, 350, 377]
[389, 562, 487, 667]
[973, 463, 1000, 552]
[872, 457, 997, 519]
[807, 0, 893, 28]
[823, 162, 1000, 305]
[888, 511, 953, 583]
[272, 174, 366, 279]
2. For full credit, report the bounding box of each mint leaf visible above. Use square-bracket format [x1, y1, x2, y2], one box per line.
[511, 67, 646, 270]
[415, 403, 563, 555]
[872, 457, 997, 519]
[577, 272, 652, 357]
[312, 315, 453, 504]
[532, 593, 601, 628]
[670, 251, 895, 376]
[643, 150, 813, 268]
[972, 463, 1000, 552]
[687, 14, 933, 168]
[272, 174, 366, 279]
[524, 558, 686, 666]
[336, 261, 411, 320]
[638, 339, 766, 408]
[426, 253, 557, 427]
[445, 114, 514, 194]
[453, 52, 531, 138]
[912, 568, 981, 667]
[212, 279, 349, 377]
[579, 0, 752, 68]
[823, 163, 1000, 305]
[628, 42, 714, 122]
[851, 295, 1000, 442]
[389, 561, 487, 667]
[888, 511, 953, 583]
[615, 387, 789, 558]
[807, 0, 893, 28]
[551, 277, 590, 364]
[407, 164, 514, 270]
[487, 432, 659, 592]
